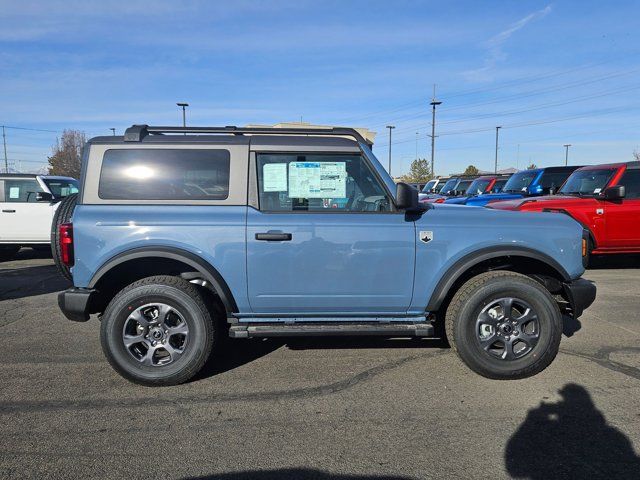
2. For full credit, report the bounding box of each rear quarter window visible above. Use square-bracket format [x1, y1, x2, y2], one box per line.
[98, 149, 230, 200]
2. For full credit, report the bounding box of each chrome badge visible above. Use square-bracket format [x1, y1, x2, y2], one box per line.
[420, 231, 434, 243]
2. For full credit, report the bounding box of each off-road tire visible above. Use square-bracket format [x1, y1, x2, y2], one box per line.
[0, 245, 20, 262]
[100, 275, 217, 386]
[445, 271, 562, 380]
[50, 193, 77, 281]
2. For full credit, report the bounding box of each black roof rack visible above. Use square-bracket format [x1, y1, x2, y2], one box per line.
[124, 124, 371, 146]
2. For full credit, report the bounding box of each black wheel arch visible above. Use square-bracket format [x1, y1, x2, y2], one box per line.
[426, 246, 571, 312]
[89, 246, 238, 315]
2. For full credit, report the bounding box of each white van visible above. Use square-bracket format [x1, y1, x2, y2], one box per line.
[0, 174, 78, 261]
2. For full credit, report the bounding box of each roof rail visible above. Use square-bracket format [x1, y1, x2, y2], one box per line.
[123, 124, 371, 146]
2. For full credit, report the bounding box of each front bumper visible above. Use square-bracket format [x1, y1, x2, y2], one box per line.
[563, 278, 596, 318]
[58, 288, 95, 322]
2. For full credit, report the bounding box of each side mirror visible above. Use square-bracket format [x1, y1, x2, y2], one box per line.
[604, 185, 625, 200]
[396, 182, 419, 211]
[36, 192, 54, 202]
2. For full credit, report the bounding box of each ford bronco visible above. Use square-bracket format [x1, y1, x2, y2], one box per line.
[489, 161, 640, 255]
[56, 125, 596, 386]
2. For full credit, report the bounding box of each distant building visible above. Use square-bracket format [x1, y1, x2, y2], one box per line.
[245, 121, 376, 146]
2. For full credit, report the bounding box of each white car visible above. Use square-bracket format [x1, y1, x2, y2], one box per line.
[0, 174, 78, 261]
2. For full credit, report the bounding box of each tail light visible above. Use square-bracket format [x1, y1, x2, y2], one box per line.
[59, 223, 74, 266]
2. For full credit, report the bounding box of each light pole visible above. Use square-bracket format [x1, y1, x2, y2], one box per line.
[564, 144, 572, 166]
[415, 132, 419, 161]
[177, 102, 189, 128]
[494, 126, 502, 174]
[429, 93, 442, 176]
[2, 126, 7, 173]
[386, 125, 395, 175]
[109, 128, 116, 136]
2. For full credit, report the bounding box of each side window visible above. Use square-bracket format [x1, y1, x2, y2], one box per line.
[99, 149, 230, 200]
[257, 153, 392, 212]
[3, 179, 43, 203]
[619, 169, 640, 199]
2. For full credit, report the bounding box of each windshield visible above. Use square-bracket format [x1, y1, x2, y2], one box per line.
[440, 178, 458, 195]
[421, 180, 437, 193]
[502, 171, 538, 193]
[466, 178, 491, 195]
[433, 180, 447, 193]
[559, 169, 616, 195]
[493, 179, 508, 193]
[456, 180, 473, 194]
[43, 179, 79, 198]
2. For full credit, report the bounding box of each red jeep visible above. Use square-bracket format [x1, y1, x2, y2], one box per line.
[489, 162, 640, 255]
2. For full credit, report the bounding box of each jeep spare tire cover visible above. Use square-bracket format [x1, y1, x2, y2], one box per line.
[51, 193, 78, 281]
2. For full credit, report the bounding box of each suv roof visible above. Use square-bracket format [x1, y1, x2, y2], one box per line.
[88, 124, 371, 148]
[576, 161, 640, 171]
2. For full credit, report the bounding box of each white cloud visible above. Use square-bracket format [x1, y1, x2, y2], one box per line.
[465, 5, 553, 80]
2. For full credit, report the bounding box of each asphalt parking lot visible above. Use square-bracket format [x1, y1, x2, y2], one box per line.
[1, 250, 640, 479]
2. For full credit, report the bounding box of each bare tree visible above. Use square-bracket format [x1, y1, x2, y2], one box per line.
[633, 150, 640, 161]
[48, 130, 86, 179]
[527, 163, 538, 170]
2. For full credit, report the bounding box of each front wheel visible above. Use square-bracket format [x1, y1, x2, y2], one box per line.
[100, 275, 216, 386]
[445, 271, 562, 380]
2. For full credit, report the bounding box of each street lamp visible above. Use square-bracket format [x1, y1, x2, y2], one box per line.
[564, 144, 572, 166]
[429, 98, 442, 176]
[176, 102, 189, 128]
[386, 125, 395, 175]
[494, 126, 502, 174]
[109, 128, 116, 136]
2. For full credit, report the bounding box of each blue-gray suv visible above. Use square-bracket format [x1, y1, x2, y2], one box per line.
[56, 124, 596, 386]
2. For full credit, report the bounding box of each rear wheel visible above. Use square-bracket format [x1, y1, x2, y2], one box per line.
[51, 193, 77, 281]
[445, 271, 562, 380]
[100, 275, 216, 386]
[0, 245, 20, 262]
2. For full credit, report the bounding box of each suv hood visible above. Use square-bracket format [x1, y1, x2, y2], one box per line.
[488, 195, 587, 211]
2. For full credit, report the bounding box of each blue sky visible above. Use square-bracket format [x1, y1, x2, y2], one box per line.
[1, 0, 639, 175]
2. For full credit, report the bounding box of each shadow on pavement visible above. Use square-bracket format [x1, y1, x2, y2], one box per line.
[505, 383, 640, 479]
[0, 264, 69, 301]
[588, 253, 640, 269]
[185, 469, 413, 479]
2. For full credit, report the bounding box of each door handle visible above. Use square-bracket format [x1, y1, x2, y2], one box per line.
[255, 232, 292, 241]
[2, 209, 16, 213]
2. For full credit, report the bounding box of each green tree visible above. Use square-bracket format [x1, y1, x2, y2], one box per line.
[399, 158, 433, 183]
[527, 163, 538, 170]
[48, 129, 86, 179]
[463, 165, 479, 175]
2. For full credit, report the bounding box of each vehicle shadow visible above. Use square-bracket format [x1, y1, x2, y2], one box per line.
[562, 314, 581, 337]
[505, 383, 640, 479]
[184, 469, 413, 479]
[0, 264, 69, 301]
[588, 253, 640, 269]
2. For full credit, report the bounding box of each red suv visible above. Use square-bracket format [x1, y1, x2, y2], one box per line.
[489, 162, 640, 255]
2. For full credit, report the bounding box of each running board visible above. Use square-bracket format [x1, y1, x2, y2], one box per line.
[229, 322, 434, 339]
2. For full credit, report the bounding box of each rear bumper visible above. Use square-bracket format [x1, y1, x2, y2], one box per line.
[58, 288, 95, 322]
[563, 278, 596, 318]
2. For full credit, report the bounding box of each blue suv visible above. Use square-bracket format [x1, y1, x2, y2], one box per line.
[55, 125, 595, 386]
[459, 166, 581, 207]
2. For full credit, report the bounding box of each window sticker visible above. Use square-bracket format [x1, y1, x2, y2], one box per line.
[288, 162, 347, 198]
[263, 163, 288, 192]
[9, 187, 20, 199]
[594, 188, 602, 194]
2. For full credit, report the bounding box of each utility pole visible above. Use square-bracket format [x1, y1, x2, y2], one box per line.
[177, 103, 189, 134]
[386, 125, 395, 175]
[494, 126, 502, 174]
[564, 144, 572, 166]
[2, 126, 8, 173]
[415, 132, 419, 161]
[429, 85, 442, 176]
[109, 128, 116, 136]
[516, 144, 520, 170]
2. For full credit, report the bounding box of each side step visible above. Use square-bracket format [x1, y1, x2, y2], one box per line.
[229, 322, 434, 339]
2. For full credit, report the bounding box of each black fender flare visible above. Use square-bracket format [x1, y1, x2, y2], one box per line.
[88, 246, 238, 314]
[425, 246, 571, 312]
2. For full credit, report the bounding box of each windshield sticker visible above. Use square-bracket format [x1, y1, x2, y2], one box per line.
[263, 163, 288, 192]
[288, 162, 347, 198]
[9, 187, 19, 199]
[593, 188, 602, 194]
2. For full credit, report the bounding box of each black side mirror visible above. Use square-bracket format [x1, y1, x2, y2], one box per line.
[604, 185, 625, 200]
[36, 192, 54, 202]
[396, 182, 419, 211]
